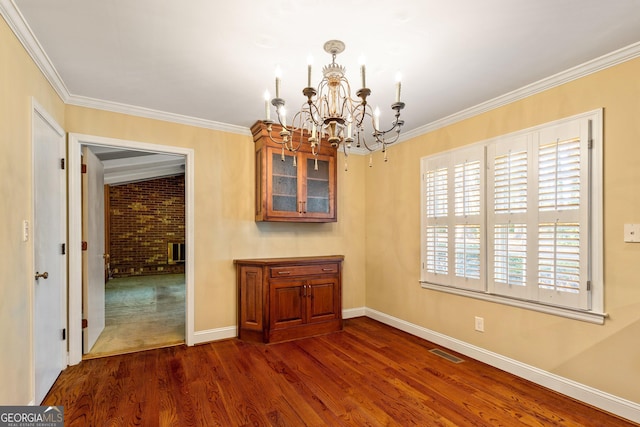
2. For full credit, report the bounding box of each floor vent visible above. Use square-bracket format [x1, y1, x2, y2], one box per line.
[429, 348, 464, 364]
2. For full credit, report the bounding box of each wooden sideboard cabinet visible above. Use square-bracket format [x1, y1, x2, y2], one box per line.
[251, 120, 337, 223]
[234, 255, 343, 343]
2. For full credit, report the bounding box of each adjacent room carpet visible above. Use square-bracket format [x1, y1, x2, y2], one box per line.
[85, 273, 185, 359]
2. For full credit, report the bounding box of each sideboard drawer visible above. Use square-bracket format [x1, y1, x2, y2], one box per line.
[270, 263, 339, 278]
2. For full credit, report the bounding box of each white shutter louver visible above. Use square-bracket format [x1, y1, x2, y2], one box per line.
[455, 161, 481, 216]
[426, 168, 448, 218]
[539, 138, 581, 212]
[494, 151, 527, 214]
[494, 224, 527, 286]
[426, 226, 448, 275]
[538, 223, 580, 293]
[455, 224, 481, 279]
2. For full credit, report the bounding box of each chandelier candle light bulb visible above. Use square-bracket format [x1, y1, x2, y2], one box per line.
[264, 90, 271, 121]
[307, 55, 313, 87]
[395, 73, 402, 103]
[275, 67, 282, 98]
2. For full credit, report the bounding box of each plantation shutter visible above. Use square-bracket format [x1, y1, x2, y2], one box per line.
[450, 147, 485, 290]
[422, 154, 451, 285]
[487, 135, 535, 299]
[421, 147, 485, 290]
[536, 119, 591, 310]
[487, 119, 591, 309]
[421, 110, 600, 318]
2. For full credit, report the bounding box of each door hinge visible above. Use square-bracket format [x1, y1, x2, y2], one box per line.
[60, 158, 65, 170]
[62, 328, 66, 340]
[587, 280, 592, 291]
[82, 241, 88, 251]
[82, 319, 88, 329]
[81, 163, 87, 174]
[61, 243, 66, 255]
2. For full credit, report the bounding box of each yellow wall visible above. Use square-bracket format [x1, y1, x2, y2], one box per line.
[0, 16, 65, 404]
[365, 56, 640, 403]
[64, 106, 367, 331]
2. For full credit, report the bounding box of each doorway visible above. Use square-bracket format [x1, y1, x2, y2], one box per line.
[85, 150, 186, 357]
[68, 134, 195, 365]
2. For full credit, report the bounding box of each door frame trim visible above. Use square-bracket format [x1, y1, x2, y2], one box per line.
[31, 98, 67, 402]
[68, 133, 195, 365]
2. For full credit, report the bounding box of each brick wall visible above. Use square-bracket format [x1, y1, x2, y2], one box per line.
[108, 175, 185, 277]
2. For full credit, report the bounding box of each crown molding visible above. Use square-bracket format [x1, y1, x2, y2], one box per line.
[398, 41, 640, 142]
[3, 0, 640, 142]
[67, 95, 252, 136]
[0, 0, 70, 102]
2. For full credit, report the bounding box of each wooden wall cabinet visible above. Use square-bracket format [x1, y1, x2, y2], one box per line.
[252, 121, 337, 222]
[235, 255, 343, 343]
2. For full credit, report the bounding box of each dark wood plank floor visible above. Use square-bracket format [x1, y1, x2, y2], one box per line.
[43, 317, 638, 426]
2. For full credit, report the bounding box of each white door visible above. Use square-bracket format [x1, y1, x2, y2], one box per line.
[33, 103, 66, 403]
[82, 147, 105, 353]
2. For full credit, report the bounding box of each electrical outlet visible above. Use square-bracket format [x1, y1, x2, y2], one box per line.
[474, 316, 484, 332]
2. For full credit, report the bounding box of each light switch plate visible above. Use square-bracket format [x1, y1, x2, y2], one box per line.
[624, 224, 640, 243]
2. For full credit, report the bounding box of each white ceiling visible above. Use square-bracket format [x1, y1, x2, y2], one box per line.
[89, 146, 185, 185]
[6, 0, 640, 138]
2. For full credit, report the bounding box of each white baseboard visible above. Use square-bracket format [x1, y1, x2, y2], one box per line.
[193, 308, 366, 345]
[343, 307, 367, 319]
[365, 308, 640, 424]
[193, 325, 237, 345]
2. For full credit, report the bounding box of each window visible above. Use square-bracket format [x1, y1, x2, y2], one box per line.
[420, 110, 603, 323]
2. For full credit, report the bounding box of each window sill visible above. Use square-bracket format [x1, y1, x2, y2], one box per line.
[419, 281, 607, 325]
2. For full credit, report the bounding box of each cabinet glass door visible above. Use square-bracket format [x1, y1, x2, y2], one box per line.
[306, 157, 330, 214]
[271, 152, 298, 213]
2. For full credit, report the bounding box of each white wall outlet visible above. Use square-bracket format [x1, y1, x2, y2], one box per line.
[624, 224, 640, 243]
[22, 220, 29, 242]
[474, 316, 484, 332]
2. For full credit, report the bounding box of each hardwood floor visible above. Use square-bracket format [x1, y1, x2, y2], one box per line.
[44, 317, 637, 426]
[85, 274, 185, 358]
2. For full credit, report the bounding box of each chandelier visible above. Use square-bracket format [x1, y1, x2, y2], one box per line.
[262, 40, 405, 170]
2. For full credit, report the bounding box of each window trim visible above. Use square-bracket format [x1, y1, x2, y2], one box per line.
[420, 109, 605, 324]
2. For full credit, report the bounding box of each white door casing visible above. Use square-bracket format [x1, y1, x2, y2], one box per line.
[68, 133, 195, 365]
[32, 99, 67, 403]
[81, 147, 105, 353]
